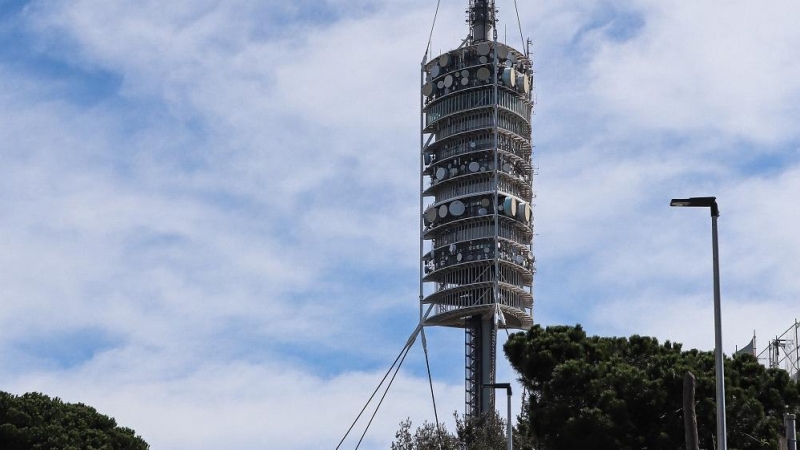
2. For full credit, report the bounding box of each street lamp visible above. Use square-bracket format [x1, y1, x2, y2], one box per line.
[483, 383, 513, 450]
[670, 196, 727, 450]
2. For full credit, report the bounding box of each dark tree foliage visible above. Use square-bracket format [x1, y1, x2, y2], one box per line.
[391, 411, 506, 450]
[0, 391, 149, 450]
[504, 324, 800, 450]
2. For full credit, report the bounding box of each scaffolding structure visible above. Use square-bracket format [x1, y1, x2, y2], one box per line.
[754, 320, 800, 381]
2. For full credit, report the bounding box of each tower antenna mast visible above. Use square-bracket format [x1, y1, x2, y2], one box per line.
[419, 0, 535, 418]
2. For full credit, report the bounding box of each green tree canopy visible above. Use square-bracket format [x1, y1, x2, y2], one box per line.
[0, 391, 149, 450]
[504, 324, 800, 450]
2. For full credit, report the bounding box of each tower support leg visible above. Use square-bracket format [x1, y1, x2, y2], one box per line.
[466, 314, 497, 418]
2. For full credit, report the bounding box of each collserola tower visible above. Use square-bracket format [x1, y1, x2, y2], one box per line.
[419, 0, 534, 417]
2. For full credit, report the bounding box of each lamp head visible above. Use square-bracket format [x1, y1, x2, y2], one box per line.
[670, 197, 719, 217]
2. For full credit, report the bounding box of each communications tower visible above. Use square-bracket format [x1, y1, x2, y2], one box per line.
[420, 0, 534, 417]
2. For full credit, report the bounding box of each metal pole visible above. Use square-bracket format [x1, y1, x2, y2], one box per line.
[787, 414, 797, 450]
[506, 387, 513, 450]
[711, 213, 728, 450]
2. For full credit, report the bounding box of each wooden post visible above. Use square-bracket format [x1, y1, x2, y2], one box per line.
[684, 371, 699, 450]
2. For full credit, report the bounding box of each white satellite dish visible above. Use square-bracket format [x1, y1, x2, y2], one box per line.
[444, 75, 454, 88]
[422, 82, 434, 97]
[424, 207, 438, 224]
[431, 65, 440, 78]
[476, 67, 491, 81]
[439, 54, 450, 67]
[436, 167, 448, 180]
[502, 68, 517, 88]
[477, 42, 490, 56]
[469, 162, 480, 173]
[449, 200, 466, 216]
[438, 204, 449, 218]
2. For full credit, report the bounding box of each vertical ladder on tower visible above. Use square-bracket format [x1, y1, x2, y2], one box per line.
[465, 320, 478, 417]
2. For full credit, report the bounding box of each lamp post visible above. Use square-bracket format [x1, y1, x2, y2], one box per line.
[670, 196, 727, 450]
[484, 383, 512, 450]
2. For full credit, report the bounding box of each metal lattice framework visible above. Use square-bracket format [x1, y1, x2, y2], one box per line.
[419, 0, 534, 418]
[756, 320, 800, 381]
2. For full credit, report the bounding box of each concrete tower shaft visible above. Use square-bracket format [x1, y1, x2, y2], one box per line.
[420, 3, 534, 418]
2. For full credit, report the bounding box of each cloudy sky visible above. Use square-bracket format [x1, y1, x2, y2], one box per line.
[1, 0, 799, 448]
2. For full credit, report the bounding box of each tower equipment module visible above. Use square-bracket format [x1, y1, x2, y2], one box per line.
[420, 0, 534, 418]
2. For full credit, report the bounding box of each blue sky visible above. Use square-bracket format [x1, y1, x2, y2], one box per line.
[1, 1, 800, 448]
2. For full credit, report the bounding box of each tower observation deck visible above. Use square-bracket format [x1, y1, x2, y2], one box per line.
[420, 0, 534, 418]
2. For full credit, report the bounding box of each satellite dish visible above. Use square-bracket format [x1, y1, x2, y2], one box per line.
[503, 197, 517, 216]
[457, 253, 463, 262]
[424, 207, 438, 224]
[437, 81, 445, 89]
[479, 56, 488, 64]
[438, 204, 449, 218]
[516, 202, 527, 221]
[524, 203, 532, 222]
[502, 163, 512, 173]
[449, 200, 466, 216]
[422, 82, 434, 97]
[469, 162, 480, 172]
[522, 75, 531, 94]
[439, 54, 450, 67]
[461, 77, 469, 86]
[477, 42, 490, 56]
[476, 67, 491, 81]
[480, 198, 490, 208]
[461, 70, 469, 78]
[502, 68, 517, 88]
[497, 46, 509, 59]
[436, 167, 448, 180]
[508, 52, 518, 64]
[444, 75, 454, 88]
[478, 207, 488, 215]
[469, 141, 476, 148]
[431, 65, 440, 78]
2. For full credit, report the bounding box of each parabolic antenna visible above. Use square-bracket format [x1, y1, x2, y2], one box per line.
[497, 46, 509, 59]
[476, 67, 491, 82]
[431, 65, 441, 78]
[439, 53, 450, 67]
[444, 75, 454, 88]
[424, 207, 437, 224]
[476, 42, 490, 56]
[422, 82, 434, 97]
[449, 200, 466, 216]
[438, 204, 449, 218]
[503, 197, 517, 216]
[436, 167, 448, 180]
[469, 162, 480, 173]
[502, 68, 517, 88]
